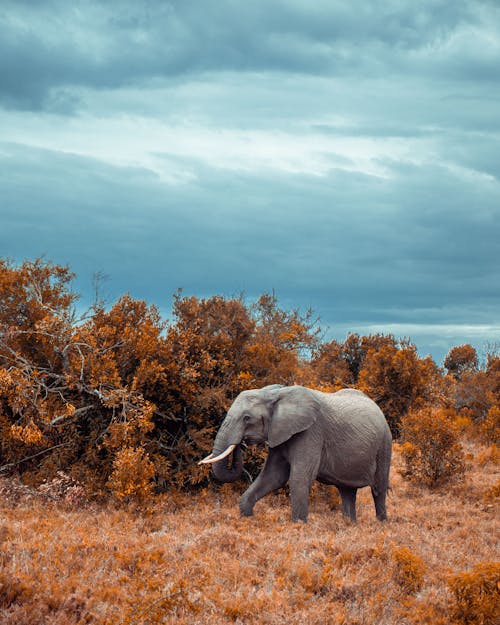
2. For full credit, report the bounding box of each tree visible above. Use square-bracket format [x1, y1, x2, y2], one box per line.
[445, 351, 500, 425]
[444, 344, 478, 379]
[399, 407, 465, 487]
[358, 342, 440, 437]
[245, 293, 321, 386]
[310, 339, 352, 389]
[0, 258, 80, 475]
[0, 260, 164, 493]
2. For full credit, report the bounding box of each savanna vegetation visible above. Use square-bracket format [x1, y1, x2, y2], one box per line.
[1, 257, 499, 624]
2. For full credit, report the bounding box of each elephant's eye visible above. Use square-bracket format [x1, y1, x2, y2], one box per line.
[243, 414, 251, 422]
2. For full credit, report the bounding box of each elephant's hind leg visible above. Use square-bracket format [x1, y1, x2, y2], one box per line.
[338, 486, 358, 522]
[239, 450, 290, 517]
[371, 486, 388, 521]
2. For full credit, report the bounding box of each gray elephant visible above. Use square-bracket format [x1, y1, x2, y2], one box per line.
[199, 385, 392, 523]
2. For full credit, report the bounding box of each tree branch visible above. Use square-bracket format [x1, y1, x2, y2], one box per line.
[0, 443, 71, 474]
[48, 405, 94, 426]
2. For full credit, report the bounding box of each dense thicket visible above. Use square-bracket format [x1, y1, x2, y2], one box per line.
[1, 258, 498, 497]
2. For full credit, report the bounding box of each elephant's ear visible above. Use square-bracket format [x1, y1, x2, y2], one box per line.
[268, 386, 321, 448]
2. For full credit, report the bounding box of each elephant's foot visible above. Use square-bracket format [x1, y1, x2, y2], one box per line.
[239, 495, 255, 517]
[339, 486, 357, 523]
[290, 497, 309, 523]
[371, 488, 388, 521]
[289, 483, 311, 523]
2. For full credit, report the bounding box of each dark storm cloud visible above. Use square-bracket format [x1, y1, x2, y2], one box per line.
[2, 142, 499, 334]
[1, 0, 497, 110]
[1, 1, 499, 363]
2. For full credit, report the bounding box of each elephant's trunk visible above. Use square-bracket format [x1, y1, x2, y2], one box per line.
[200, 418, 244, 482]
[210, 444, 243, 483]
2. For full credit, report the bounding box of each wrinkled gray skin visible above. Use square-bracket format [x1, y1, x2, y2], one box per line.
[208, 385, 392, 523]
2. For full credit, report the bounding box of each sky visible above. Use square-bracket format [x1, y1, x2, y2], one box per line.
[1, 0, 499, 365]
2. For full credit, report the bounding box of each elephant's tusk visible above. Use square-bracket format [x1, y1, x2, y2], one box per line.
[198, 453, 214, 465]
[198, 445, 236, 465]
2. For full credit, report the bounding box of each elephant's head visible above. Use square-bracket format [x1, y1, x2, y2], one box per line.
[198, 385, 321, 482]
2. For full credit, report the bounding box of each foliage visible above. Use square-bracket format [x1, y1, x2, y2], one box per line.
[444, 344, 479, 379]
[391, 545, 426, 593]
[358, 341, 440, 436]
[0, 259, 322, 493]
[480, 406, 500, 445]
[107, 446, 155, 503]
[399, 408, 466, 486]
[311, 333, 400, 388]
[447, 352, 500, 426]
[449, 562, 500, 625]
[1, 256, 498, 495]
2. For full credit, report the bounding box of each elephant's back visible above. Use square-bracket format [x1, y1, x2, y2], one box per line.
[315, 388, 389, 438]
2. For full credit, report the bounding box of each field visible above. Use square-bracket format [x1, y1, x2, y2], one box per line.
[1, 442, 499, 625]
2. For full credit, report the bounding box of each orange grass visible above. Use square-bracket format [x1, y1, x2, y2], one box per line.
[1, 442, 499, 625]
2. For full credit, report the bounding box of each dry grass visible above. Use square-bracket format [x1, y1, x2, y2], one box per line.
[1, 442, 499, 625]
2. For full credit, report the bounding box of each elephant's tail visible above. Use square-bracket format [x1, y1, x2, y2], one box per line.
[373, 434, 392, 495]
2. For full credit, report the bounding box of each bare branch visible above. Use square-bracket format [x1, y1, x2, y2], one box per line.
[0, 443, 71, 474]
[48, 405, 94, 427]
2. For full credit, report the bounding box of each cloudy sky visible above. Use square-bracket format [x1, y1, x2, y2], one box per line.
[1, 0, 499, 364]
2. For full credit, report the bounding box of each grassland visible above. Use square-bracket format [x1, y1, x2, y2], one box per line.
[1, 442, 499, 625]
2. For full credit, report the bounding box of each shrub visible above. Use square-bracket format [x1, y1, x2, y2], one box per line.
[107, 446, 155, 503]
[477, 444, 500, 467]
[480, 406, 500, 444]
[483, 479, 500, 505]
[449, 562, 500, 625]
[358, 342, 439, 437]
[391, 546, 426, 593]
[444, 344, 478, 378]
[400, 408, 466, 486]
[38, 471, 87, 507]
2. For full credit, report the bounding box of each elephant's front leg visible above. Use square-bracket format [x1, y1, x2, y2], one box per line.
[288, 457, 321, 522]
[240, 450, 289, 517]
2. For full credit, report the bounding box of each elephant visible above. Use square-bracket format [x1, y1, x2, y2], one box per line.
[199, 385, 392, 523]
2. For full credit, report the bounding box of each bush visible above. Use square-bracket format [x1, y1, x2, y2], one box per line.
[449, 562, 500, 625]
[400, 408, 466, 487]
[391, 545, 426, 593]
[106, 446, 155, 503]
[483, 479, 500, 505]
[37, 472, 87, 507]
[480, 406, 500, 444]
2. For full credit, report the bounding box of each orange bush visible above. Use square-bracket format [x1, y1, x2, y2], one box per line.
[449, 562, 500, 625]
[106, 446, 155, 503]
[391, 545, 426, 593]
[359, 341, 441, 436]
[400, 407, 466, 486]
[480, 406, 500, 444]
[444, 344, 479, 379]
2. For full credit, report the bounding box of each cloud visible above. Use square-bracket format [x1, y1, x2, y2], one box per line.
[1, 0, 498, 110]
[1, 141, 498, 336]
[1, 1, 499, 364]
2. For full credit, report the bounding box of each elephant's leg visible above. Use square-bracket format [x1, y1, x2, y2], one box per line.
[239, 450, 290, 517]
[288, 477, 312, 522]
[338, 486, 358, 522]
[371, 486, 388, 521]
[288, 459, 321, 523]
